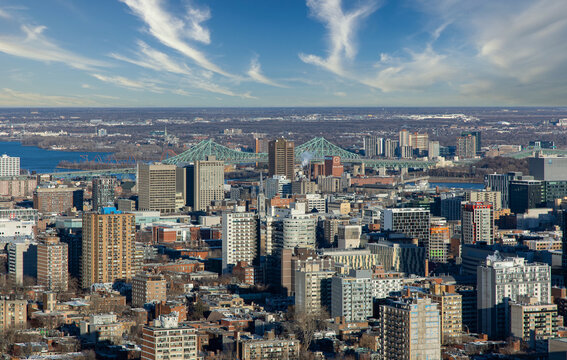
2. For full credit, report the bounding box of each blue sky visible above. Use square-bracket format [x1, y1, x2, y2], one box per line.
[0, 0, 566, 107]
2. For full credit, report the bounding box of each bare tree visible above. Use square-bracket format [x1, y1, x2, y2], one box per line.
[285, 306, 329, 351]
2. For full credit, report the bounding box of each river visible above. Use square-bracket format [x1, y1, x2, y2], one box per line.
[0, 141, 111, 174]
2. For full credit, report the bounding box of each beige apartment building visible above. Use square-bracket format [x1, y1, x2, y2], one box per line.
[132, 272, 167, 307]
[37, 235, 68, 292]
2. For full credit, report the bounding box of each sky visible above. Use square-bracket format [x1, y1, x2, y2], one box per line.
[0, 0, 566, 107]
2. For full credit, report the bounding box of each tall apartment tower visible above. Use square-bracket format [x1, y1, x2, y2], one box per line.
[222, 209, 259, 272]
[92, 177, 116, 211]
[8, 239, 37, 286]
[0, 154, 20, 176]
[141, 314, 198, 360]
[81, 208, 136, 289]
[185, 156, 224, 211]
[465, 190, 502, 210]
[461, 202, 494, 245]
[410, 132, 429, 154]
[137, 163, 177, 213]
[331, 269, 373, 322]
[381, 208, 430, 248]
[456, 134, 476, 159]
[363, 135, 383, 157]
[399, 129, 410, 148]
[37, 235, 68, 292]
[268, 138, 295, 179]
[384, 139, 399, 158]
[429, 217, 450, 263]
[379, 297, 441, 360]
[295, 264, 334, 314]
[477, 256, 551, 339]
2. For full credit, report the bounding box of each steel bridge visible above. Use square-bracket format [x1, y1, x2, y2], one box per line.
[46, 137, 436, 178]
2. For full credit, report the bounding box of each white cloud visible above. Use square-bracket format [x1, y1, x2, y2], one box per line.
[120, 0, 232, 77]
[110, 40, 192, 75]
[81, 84, 91, 89]
[0, 24, 107, 70]
[299, 0, 378, 76]
[91, 73, 161, 92]
[0, 8, 10, 19]
[246, 57, 286, 88]
[0, 88, 100, 106]
[185, 5, 211, 44]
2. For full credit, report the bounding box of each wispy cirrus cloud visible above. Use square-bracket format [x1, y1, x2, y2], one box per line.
[247, 57, 286, 88]
[110, 40, 192, 75]
[0, 88, 100, 106]
[299, 0, 378, 76]
[0, 8, 10, 19]
[91, 73, 163, 92]
[0, 24, 107, 71]
[119, 0, 232, 77]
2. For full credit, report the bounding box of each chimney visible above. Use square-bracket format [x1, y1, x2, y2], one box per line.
[424, 259, 429, 276]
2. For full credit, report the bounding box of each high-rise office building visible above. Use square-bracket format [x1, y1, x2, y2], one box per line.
[92, 177, 116, 211]
[141, 313, 197, 360]
[456, 134, 476, 159]
[484, 171, 522, 209]
[381, 208, 430, 248]
[461, 202, 494, 245]
[81, 208, 136, 288]
[137, 163, 177, 213]
[222, 209, 259, 272]
[529, 155, 567, 181]
[132, 272, 167, 307]
[478, 256, 551, 339]
[429, 217, 450, 263]
[0, 154, 20, 176]
[363, 135, 383, 157]
[379, 297, 441, 360]
[37, 235, 68, 292]
[410, 132, 429, 154]
[331, 269, 373, 322]
[184, 156, 224, 211]
[428, 140, 440, 159]
[509, 179, 545, 214]
[324, 156, 343, 176]
[268, 138, 295, 179]
[367, 241, 426, 275]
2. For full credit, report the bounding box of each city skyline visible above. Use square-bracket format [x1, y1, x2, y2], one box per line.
[0, 0, 566, 107]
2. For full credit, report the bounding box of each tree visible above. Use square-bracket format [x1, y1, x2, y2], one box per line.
[187, 300, 208, 321]
[285, 306, 329, 351]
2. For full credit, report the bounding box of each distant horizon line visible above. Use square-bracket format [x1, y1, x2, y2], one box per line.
[0, 105, 566, 109]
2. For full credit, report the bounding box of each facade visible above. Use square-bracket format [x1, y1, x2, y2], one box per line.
[477, 256, 551, 339]
[8, 239, 37, 285]
[324, 156, 343, 177]
[465, 190, 502, 210]
[92, 177, 116, 211]
[379, 297, 441, 360]
[268, 138, 295, 179]
[384, 139, 399, 158]
[371, 277, 403, 299]
[528, 155, 567, 181]
[295, 264, 334, 314]
[0, 296, 27, 331]
[461, 202, 494, 245]
[425, 284, 462, 344]
[363, 135, 383, 157]
[381, 208, 430, 248]
[510, 296, 558, 349]
[222, 210, 258, 272]
[337, 224, 361, 249]
[33, 187, 83, 213]
[484, 171, 522, 209]
[37, 235, 68, 292]
[141, 314, 197, 360]
[410, 132, 429, 154]
[367, 241, 425, 276]
[238, 335, 301, 360]
[456, 134, 476, 159]
[320, 248, 381, 272]
[428, 141, 440, 158]
[509, 179, 545, 214]
[0, 154, 20, 176]
[399, 129, 410, 148]
[0, 219, 35, 239]
[429, 217, 450, 263]
[331, 269, 373, 322]
[0, 176, 37, 197]
[132, 272, 167, 307]
[81, 208, 136, 288]
[137, 163, 177, 213]
[185, 156, 224, 211]
[461, 131, 482, 154]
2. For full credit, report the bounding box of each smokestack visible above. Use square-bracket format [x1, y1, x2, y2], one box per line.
[425, 259, 429, 277]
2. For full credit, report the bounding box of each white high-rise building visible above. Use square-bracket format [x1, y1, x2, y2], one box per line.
[0, 154, 20, 177]
[478, 256, 551, 339]
[331, 269, 373, 322]
[186, 156, 224, 211]
[363, 136, 383, 157]
[222, 209, 258, 272]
